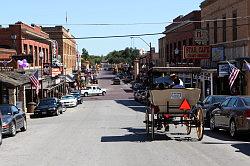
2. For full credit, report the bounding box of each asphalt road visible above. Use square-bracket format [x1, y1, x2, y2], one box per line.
[0, 70, 249, 166]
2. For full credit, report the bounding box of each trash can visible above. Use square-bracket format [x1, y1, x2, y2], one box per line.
[27, 102, 36, 113]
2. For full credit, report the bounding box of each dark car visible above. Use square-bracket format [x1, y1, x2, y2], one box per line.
[0, 111, 2, 145]
[210, 96, 250, 137]
[70, 91, 83, 104]
[198, 95, 228, 125]
[91, 78, 98, 84]
[0, 104, 27, 137]
[112, 77, 121, 85]
[34, 98, 63, 117]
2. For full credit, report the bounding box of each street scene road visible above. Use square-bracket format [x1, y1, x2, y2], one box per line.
[0, 70, 249, 166]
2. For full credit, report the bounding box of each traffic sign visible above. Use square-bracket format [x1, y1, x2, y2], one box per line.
[179, 98, 191, 110]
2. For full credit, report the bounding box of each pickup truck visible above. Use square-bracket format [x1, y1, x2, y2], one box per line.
[81, 86, 107, 97]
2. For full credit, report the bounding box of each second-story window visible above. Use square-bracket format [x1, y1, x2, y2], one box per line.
[206, 22, 210, 44]
[232, 11, 237, 41]
[214, 20, 217, 43]
[222, 15, 226, 42]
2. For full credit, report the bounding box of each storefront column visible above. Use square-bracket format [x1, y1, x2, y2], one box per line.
[202, 73, 205, 100]
[8, 88, 17, 106]
[210, 72, 213, 96]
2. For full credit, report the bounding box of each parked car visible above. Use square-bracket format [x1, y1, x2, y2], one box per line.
[210, 96, 250, 137]
[134, 90, 148, 104]
[123, 75, 133, 84]
[60, 95, 78, 107]
[198, 95, 228, 125]
[112, 77, 121, 85]
[0, 104, 27, 137]
[91, 78, 98, 84]
[0, 110, 2, 145]
[70, 91, 83, 104]
[34, 98, 63, 117]
[81, 86, 107, 97]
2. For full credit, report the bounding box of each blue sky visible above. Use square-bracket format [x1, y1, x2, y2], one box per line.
[1, 0, 202, 56]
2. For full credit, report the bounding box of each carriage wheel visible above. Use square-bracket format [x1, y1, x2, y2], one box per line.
[186, 118, 191, 135]
[151, 107, 155, 141]
[145, 107, 150, 135]
[196, 107, 204, 141]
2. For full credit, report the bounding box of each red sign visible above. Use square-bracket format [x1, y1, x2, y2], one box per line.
[179, 99, 191, 110]
[52, 68, 62, 77]
[183, 46, 211, 59]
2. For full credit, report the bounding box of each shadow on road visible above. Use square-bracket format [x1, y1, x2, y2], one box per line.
[202, 128, 250, 156]
[232, 143, 250, 156]
[101, 127, 202, 143]
[204, 128, 250, 142]
[115, 100, 146, 113]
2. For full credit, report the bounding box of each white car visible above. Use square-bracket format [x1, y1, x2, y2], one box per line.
[81, 86, 107, 97]
[60, 95, 78, 107]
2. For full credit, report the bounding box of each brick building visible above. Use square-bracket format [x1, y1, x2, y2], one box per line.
[158, 11, 201, 67]
[42, 26, 77, 75]
[0, 22, 51, 67]
[200, 0, 250, 95]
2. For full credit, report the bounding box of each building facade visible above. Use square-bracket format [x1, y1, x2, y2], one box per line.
[200, 0, 250, 95]
[159, 11, 201, 67]
[42, 26, 77, 75]
[0, 22, 51, 67]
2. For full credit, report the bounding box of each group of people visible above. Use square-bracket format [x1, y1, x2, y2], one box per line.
[156, 73, 185, 90]
[170, 74, 185, 89]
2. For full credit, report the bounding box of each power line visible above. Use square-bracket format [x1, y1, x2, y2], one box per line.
[1, 15, 250, 27]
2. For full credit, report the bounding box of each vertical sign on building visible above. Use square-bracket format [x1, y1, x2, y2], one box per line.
[194, 29, 208, 45]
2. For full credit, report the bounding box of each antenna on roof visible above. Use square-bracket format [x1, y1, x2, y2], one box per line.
[66, 11, 68, 24]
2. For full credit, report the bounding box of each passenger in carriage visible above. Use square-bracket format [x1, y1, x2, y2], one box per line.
[172, 76, 185, 89]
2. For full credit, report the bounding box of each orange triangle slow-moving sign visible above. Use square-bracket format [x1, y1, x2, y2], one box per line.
[179, 98, 191, 110]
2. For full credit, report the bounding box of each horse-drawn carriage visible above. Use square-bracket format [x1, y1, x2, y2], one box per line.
[144, 67, 204, 141]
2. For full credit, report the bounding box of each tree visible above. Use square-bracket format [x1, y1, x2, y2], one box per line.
[81, 48, 89, 60]
[105, 47, 139, 65]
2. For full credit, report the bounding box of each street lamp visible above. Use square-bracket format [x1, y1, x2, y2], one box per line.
[39, 51, 44, 99]
[131, 37, 152, 69]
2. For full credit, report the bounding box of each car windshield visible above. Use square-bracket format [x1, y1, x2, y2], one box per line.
[61, 96, 74, 100]
[39, 99, 56, 106]
[0, 106, 12, 115]
[242, 97, 250, 106]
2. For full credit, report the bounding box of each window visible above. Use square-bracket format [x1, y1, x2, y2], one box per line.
[29, 45, 33, 55]
[214, 20, 217, 43]
[227, 98, 238, 107]
[23, 44, 28, 54]
[183, 40, 187, 46]
[11, 106, 19, 114]
[206, 23, 210, 44]
[189, 38, 193, 45]
[221, 98, 230, 107]
[222, 15, 226, 42]
[232, 11, 237, 41]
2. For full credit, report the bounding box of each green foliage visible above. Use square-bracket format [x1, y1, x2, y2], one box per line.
[105, 47, 139, 65]
[81, 48, 103, 66]
[81, 48, 89, 60]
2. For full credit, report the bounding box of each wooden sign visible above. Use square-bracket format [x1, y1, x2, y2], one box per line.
[183, 46, 211, 59]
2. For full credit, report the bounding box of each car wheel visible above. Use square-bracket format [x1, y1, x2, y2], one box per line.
[20, 119, 27, 132]
[210, 116, 218, 131]
[230, 120, 237, 137]
[60, 109, 63, 114]
[102, 91, 106, 96]
[0, 126, 2, 145]
[10, 122, 16, 137]
[55, 109, 60, 116]
[84, 92, 88, 97]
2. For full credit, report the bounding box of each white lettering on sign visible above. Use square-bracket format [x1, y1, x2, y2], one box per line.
[170, 92, 182, 99]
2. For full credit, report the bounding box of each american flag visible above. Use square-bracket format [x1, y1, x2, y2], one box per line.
[244, 60, 250, 71]
[228, 62, 240, 89]
[29, 70, 40, 95]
